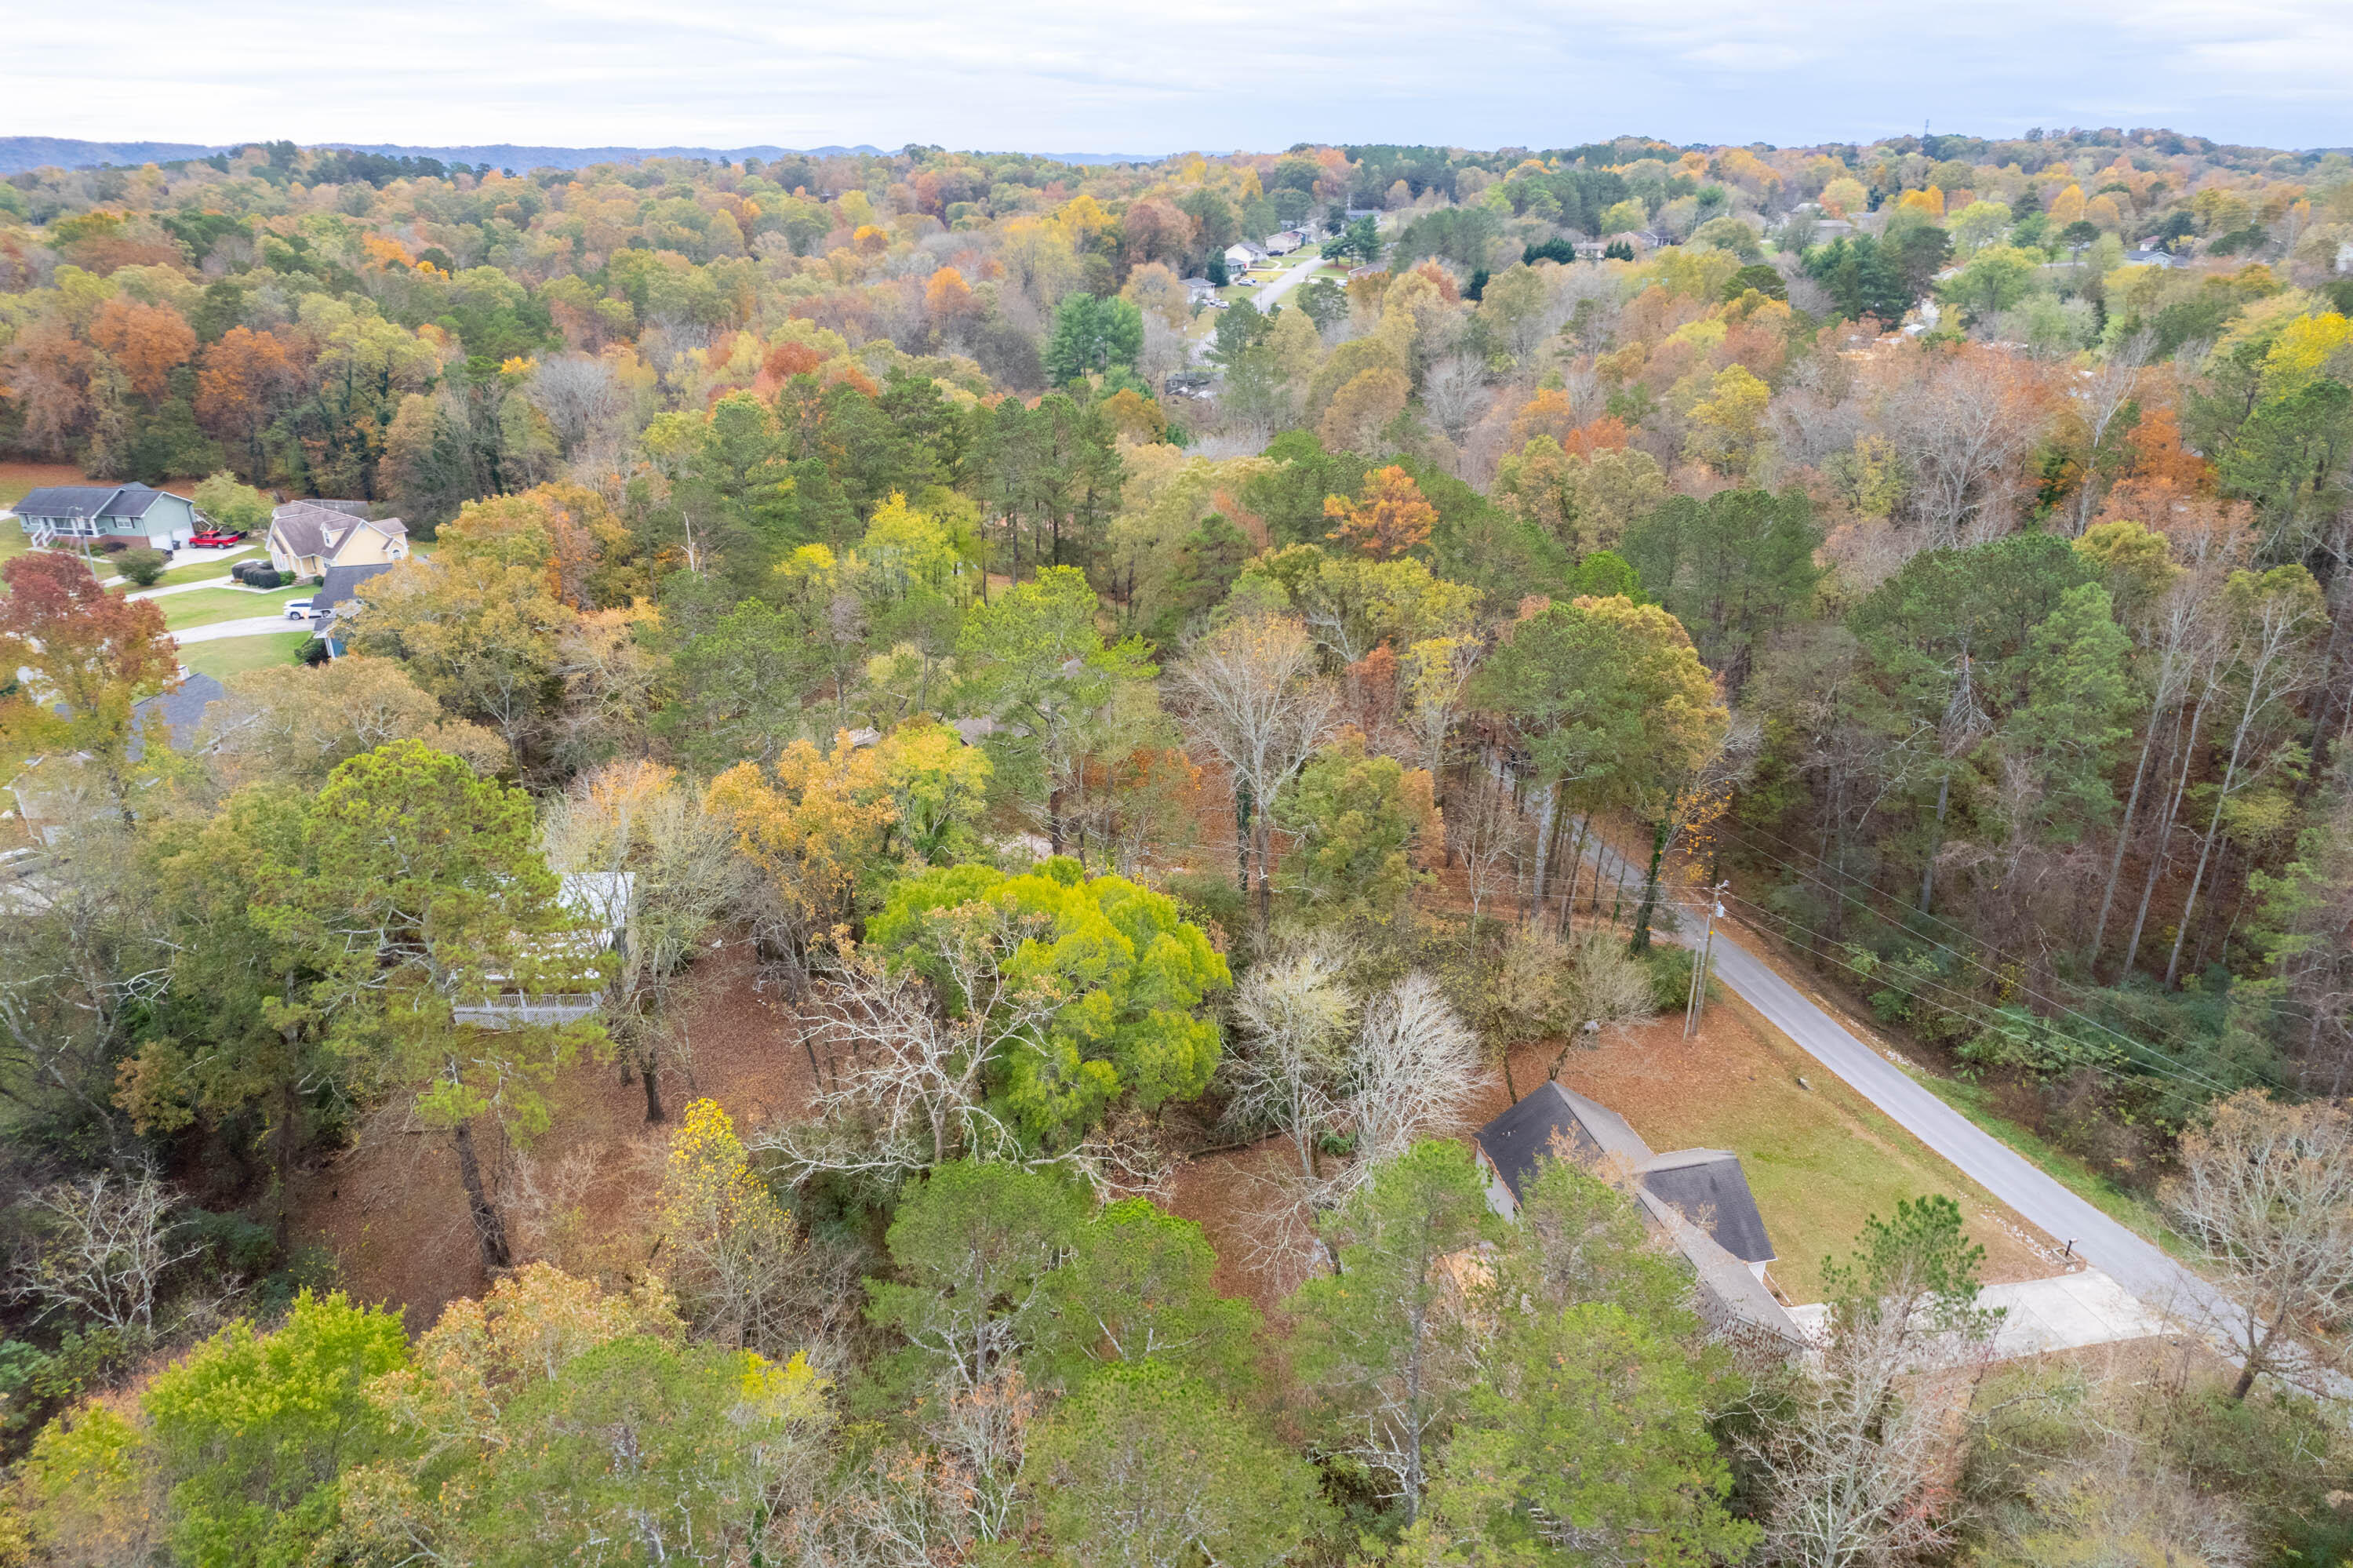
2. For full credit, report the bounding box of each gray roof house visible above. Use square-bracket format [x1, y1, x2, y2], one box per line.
[9, 484, 202, 551]
[1475, 1082, 1802, 1344]
[267, 501, 409, 579]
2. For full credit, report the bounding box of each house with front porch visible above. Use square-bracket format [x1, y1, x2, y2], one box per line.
[9, 484, 202, 551]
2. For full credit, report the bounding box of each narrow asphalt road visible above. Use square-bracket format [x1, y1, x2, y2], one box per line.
[1573, 829, 2228, 1328]
[1248, 249, 1330, 311]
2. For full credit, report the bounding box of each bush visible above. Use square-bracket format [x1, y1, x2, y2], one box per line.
[1638, 945, 1721, 1014]
[95, 537, 131, 555]
[1164, 870, 1245, 944]
[245, 566, 282, 590]
[298, 637, 331, 667]
[115, 547, 169, 586]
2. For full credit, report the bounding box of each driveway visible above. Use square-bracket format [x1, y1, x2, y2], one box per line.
[173, 614, 316, 644]
[1570, 829, 2229, 1329]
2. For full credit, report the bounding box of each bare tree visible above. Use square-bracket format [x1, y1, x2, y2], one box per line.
[1169, 614, 1337, 935]
[1875, 345, 2049, 547]
[1746, 1202, 2001, 1566]
[2163, 1090, 2353, 1399]
[1344, 973, 1489, 1173]
[1421, 353, 1491, 444]
[542, 759, 744, 1122]
[759, 937, 1041, 1185]
[1221, 941, 1355, 1186]
[1549, 929, 1657, 1081]
[2065, 329, 2152, 535]
[11, 1167, 196, 1338]
[1446, 768, 1527, 922]
[526, 354, 627, 457]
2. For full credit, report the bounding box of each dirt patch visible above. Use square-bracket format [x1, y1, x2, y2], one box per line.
[286, 941, 817, 1332]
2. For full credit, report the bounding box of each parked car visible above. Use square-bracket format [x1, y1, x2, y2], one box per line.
[188, 529, 245, 548]
[284, 598, 317, 620]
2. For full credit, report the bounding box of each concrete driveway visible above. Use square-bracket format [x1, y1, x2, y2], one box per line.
[173, 613, 317, 644]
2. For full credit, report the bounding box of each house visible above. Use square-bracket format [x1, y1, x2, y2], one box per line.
[9, 672, 228, 841]
[1224, 241, 1269, 274]
[452, 871, 636, 1028]
[1475, 1082, 1803, 1344]
[1264, 229, 1305, 256]
[266, 500, 409, 580]
[2122, 247, 2177, 270]
[1180, 276, 1219, 305]
[9, 484, 203, 551]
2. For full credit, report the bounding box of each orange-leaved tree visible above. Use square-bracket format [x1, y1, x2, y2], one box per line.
[1322, 465, 1436, 560]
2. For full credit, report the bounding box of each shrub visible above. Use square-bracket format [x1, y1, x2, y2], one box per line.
[298, 637, 331, 667]
[1638, 944, 1720, 1014]
[245, 567, 282, 590]
[95, 537, 131, 555]
[115, 548, 168, 586]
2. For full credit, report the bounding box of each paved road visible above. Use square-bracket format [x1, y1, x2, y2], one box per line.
[1248, 250, 1331, 312]
[1572, 830, 2228, 1328]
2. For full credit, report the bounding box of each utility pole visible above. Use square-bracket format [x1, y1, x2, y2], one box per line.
[1683, 881, 1729, 1039]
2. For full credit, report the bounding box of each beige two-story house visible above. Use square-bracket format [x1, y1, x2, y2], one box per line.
[266, 500, 409, 579]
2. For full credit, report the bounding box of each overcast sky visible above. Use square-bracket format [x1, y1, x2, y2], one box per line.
[12, 0, 2352, 155]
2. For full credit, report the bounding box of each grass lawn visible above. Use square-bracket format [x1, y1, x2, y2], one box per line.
[159, 584, 307, 631]
[1530, 989, 2065, 1304]
[115, 548, 264, 593]
[181, 631, 311, 682]
[1920, 1074, 2192, 1258]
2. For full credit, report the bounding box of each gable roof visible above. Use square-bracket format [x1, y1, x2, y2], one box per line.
[1636, 1148, 1775, 1264]
[271, 501, 408, 562]
[320, 560, 401, 612]
[1473, 1082, 1778, 1266]
[13, 483, 179, 520]
[1474, 1080, 1649, 1202]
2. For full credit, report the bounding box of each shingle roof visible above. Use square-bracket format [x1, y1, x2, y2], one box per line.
[271, 502, 336, 559]
[320, 560, 400, 612]
[273, 501, 407, 562]
[1637, 1148, 1776, 1264]
[13, 483, 175, 520]
[1474, 1081, 1651, 1202]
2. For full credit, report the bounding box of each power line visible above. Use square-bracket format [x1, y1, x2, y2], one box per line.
[1711, 885, 2252, 1101]
[1703, 817, 2287, 1094]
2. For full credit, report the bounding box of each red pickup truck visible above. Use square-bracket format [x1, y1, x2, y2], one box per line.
[188, 529, 246, 548]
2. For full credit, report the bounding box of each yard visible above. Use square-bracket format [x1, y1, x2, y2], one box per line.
[180, 631, 311, 682]
[158, 584, 308, 631]
[135, 548, 263, 590]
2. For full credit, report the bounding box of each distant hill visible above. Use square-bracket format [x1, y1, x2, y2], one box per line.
[0, 137, 220, 173]
[0, 136, 1169, 176]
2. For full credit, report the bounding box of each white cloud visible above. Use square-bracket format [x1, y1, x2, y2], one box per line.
[6, 0, 2351, 151]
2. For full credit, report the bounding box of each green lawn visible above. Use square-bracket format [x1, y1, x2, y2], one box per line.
[182, 632, 311, 682]
[115, 548, 264, 593]
[159, 585, 307, 631]
[1919, 1074, 2191, 1258]
[1572, 991, 2070, 1303]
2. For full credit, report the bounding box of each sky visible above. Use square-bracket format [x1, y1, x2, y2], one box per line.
[11, 0, 2353, 155]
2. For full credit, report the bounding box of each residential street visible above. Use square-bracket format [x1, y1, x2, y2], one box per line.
[1247, 249, 1329, 311]
[1573, 832, 2228, 1329]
